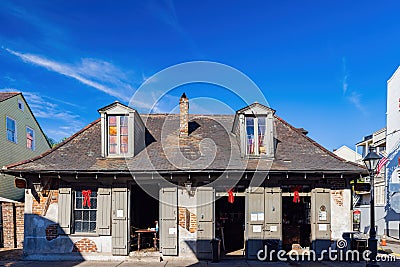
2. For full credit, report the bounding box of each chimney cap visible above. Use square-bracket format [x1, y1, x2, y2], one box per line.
[180, 92, 187, 99]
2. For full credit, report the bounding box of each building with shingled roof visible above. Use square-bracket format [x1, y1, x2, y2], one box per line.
[3, 94, 367, 261]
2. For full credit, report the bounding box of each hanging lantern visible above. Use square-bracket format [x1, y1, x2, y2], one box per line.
[228, 189, 234, 204]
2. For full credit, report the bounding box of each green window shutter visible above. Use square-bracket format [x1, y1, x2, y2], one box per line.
[97, 187, 112, 235]
[58, 187, 72, 235]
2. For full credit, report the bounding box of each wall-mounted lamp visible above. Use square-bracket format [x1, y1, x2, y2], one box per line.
[33, 181, 50, 197]
[32, 179, 52, 197]
[184, 182, 195, 197]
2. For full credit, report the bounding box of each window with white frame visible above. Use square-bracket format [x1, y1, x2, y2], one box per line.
[108, 115, 128, 155]
[26, 127, 35, 150]
[245, 116, 267, 155]
[6, 117, 17, 143]
[74, 189, 97, 233]
[18, 100, 24, 111]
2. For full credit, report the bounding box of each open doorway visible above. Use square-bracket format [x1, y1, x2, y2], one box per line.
[215, 196, 245, 257]
[282, 196, 311, 252]
[130, 185, 159, 252]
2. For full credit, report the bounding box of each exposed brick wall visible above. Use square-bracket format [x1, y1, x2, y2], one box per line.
[331, 190, 344, 207]
[178, 207, 197, 233]
[178, 207, 190, 230]
[2, 202, 24, 248]
[72, 238, 97, 253]
[189, 212, 197, 233]
[15, 203, 24, 248]
[32, 189, 59, 215]
[45, 224, 58, 241]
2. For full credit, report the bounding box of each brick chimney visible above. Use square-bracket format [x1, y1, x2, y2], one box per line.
[179, 93, 189, 137]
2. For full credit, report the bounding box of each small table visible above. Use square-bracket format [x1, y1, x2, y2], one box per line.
[135, 229, 157, 251]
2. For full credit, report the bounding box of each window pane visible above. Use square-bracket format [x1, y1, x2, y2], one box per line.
[91, 198, 97, 209]
[90, 211, 97, 221]
[75, 221, 82, 232]
[75, 198, 83, 209]
[109, 144, 117, 154]
[90, 222, 96, 232]
[6, 118, 15, 131]
[109, 126, 117, 135]
[74, 210, 83, 220]
[108, 116, 116, 126]
[109, 136, 117, 145]
[82, 222, 89, 232]
[120, 126, 128, 135]
[7, 131, 15, 142]
[120, 144, 128, 153]
[83, 211, 89, 221]
[120, 116, 128, 126]
[258, 117, 266, 154]
[120, 135, 128, 145]
[246, 117, 255, 154]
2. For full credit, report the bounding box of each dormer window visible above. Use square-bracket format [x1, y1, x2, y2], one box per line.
[233, 102, 275, 158]
[98, 101, 145, 158]
[246, 116, 267, 155]
[108, 115, 129, 155]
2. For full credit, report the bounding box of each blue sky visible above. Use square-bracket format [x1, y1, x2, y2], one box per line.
[0, 0, 398, 151]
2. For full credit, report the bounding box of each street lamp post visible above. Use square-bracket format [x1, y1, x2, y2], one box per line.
[362, 146, 381, 267]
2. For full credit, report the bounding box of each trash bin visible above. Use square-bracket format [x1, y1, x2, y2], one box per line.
[210, 238, 221, 262]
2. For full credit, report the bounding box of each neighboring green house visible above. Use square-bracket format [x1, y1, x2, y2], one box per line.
[0, 92, 51, 201]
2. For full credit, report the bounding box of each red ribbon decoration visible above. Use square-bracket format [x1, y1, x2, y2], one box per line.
[82, 190, 92, 207]
[228, 189, 234, 204]
[293, 190, 300, 203]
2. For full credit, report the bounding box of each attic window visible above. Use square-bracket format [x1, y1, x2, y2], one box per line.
[246, 116, 267, 155]
[108, 115, 128, 155]
[18, 100, 24, 111]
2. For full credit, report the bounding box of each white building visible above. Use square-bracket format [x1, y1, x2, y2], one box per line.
[355, 129, 386, 236]
[333, 145, 362, 163]
[386, 67, 400, 238]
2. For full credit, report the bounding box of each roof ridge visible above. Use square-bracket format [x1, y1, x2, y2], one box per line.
[4, 118, 101, 169]
[275, 115, 366, 170]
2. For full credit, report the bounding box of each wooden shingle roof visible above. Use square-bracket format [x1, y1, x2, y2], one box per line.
[5, 113, 366, 174]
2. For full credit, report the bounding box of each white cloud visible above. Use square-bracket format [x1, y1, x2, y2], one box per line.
[347, 91, 365, 113]
[5, 48, 134, 102]
[342, 57, 349, 94]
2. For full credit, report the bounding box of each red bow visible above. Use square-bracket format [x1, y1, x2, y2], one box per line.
[82, 190, 92, 207]
[228, 189, 234, 204]
[293, 190, 300, 203]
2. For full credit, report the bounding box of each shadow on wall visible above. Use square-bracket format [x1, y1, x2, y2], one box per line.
[22, 214, 84, 263]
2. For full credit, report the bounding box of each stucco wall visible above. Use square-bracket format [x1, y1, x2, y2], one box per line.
[23, 189, 112, 256]
[177, 188, 197, 257]
[330, 189, 352, 240]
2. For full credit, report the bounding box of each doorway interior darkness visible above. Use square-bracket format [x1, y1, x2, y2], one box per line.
[215, 196, 245, 257]
[282, 196, 311, 252]
[130, 185, 159, 251]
